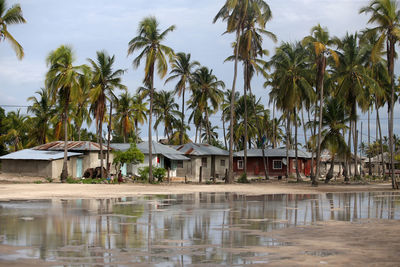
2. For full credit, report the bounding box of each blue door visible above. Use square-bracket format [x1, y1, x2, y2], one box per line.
[121, 163, 127, 176]
[76, 158, 83, 178]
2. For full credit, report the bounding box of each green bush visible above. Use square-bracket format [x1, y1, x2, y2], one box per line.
[66, 177, 79, 184]
[138, 166, 167, 183]
[237, 173, 249, 183]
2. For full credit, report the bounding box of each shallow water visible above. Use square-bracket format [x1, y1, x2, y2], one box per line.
[0, 192, 399, 266]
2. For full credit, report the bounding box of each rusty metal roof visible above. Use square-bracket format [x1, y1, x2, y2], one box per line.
[33, 141, 109, 151]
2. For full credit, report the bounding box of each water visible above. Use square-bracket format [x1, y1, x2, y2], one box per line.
[0, 192, 399, 266]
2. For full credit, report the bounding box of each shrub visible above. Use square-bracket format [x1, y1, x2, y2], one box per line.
[138, 166, 167, 183]
[237, 173, 249, 183]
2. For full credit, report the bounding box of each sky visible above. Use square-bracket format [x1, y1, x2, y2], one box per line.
[0, 0, 399, 146]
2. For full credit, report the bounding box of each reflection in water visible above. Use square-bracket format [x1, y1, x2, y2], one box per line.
[0, 192, 399, 266]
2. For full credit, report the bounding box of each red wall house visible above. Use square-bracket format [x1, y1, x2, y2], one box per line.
[233, 149, 313, 178]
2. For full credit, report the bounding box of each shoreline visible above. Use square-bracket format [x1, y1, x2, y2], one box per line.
[0, 180, 396, 201]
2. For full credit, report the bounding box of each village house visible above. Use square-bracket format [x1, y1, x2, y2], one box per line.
[110, 141, 190, 180]
[234, 148, 313, 179]
[0, 141, 110, 180]
[320, 151, 365, 177]
[174, 143, 229, 182]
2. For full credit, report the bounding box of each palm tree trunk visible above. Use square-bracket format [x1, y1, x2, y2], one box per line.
[301, 108, 308, 149]
[99, 115, 104, 179]
[310, 105, 317, 180]
[149, 74, 154, 183]
[135, 120, 138, 144]
[315, 56, 326, 185]
[106, 100, 112, 176]
[180, 89, 185, 145]
[227, 28, 241, 184]
[61, 97, 69, 183]
[325, 155, 335, 184]
[243, 63, 248, 176]
[294, 109, 301, 181]
[195, 125, 198, 143]
[353, 109, 359, 176]
[205, 108, 211, 144]
[348, 121, 352, 178]
[222, 115, 227, 149]
[368, 107, 372, 176]
[286, 114, 290, 179]
[272, 100, 276, 148]
[375, 101, 385, 177]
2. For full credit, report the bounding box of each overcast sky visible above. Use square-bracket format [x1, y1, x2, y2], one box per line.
[0, 0, 399, 144]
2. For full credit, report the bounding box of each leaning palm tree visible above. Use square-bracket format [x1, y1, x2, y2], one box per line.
[0, 0, 26, 59]
[360, 0, 400, 189]
[128, 16, 175, 183]
[165, 52, 200, 144]
[214, 0, 272, 183]
[302, 24, 339, 185]
[46, 45, 87, 182]
[88, 50, 126, 178]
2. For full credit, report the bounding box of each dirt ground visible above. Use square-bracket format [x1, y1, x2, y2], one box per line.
[0, 174, 399, 266]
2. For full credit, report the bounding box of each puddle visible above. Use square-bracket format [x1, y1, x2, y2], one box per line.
[0, 192, 399, 265]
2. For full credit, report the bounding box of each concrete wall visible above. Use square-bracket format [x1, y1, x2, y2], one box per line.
[1, 159, 53, 178]
[181, 156, 229, 182]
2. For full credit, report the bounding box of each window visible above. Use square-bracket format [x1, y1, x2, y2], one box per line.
[177, 160, 183, 168]
[273, 160, 282, 170]
[201, 157, 208, 168]
[220, 159, 226, 167]
[238, 160, 244, 170]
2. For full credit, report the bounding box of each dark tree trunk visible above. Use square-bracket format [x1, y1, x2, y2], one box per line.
[180, 89, 185, 145]
[149, 73, 154, 183]
[61, 94, 69, 183]
[294, 109, 301, 181]
[325, 155, 335, 184]
[106, 100, 112, 176]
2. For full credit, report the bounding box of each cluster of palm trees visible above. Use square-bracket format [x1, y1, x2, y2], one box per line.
[1, 0, 400, 188]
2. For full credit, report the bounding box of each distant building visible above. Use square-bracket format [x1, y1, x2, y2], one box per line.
[0, 141, 110, 180]
[110, 141, 189, 179]
[234, 148, 313, 178]
[174, 143, 229, 181]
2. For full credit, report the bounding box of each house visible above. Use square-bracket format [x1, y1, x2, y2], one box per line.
[234, 148, 313, 178]
[368, 152, 400, 175]
[0, 141, 110, 180]
[174, 143, 229, 181]
[320, 151, 364, 177]
[110, 141, 190, 179]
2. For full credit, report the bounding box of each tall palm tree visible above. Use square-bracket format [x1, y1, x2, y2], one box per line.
[128, 16, 175, 183]
[88, 50, 126, 178]
[214, 0, 272, 183]
[165, 52, 200, 144]
[360, 0, 400, 189]
[27, 88, 54, 145]
[302, 24, 339, 185]
[190, 66, 225, 144]
[153, 90, 181, 141]
[268, 42, 314, 181]
[114, 92, 134, 143]
[0, 0, 26, 59]
[46, 45, 87, 182]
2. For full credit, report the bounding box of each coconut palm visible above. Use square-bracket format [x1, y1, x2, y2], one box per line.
[114, 92, 134, 143]
[27, 88, 55, 145]
[0, 0, 26, 59]
[268, 42, 314, 181]
[46, 45, 87, 182]
[128, 16, 175, 183]
[360, 0, 400, 189]
[190, 66, 225, 144]
[0, 110, 27, 151]
[214, 0, 273, 183]
[302, 24, 339, 185]
[72, 68, 92, 141]
[165, 52, 200, 144]
[88, 50, 126, 178]
[320, 97, 351, 183]
[153, 90, 181, 141]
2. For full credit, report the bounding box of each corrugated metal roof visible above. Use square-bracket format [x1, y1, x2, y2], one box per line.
[33, 141, 108, 151]
[234, 148, 312, 158]
[0, 149, 83, 161]
[110, 141, 190, 161]
[175, 143, 229, 156]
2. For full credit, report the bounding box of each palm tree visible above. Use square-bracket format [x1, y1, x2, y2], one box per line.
[114, 92, 134, 143]
[360, 0, 400, 189]
[153, 90, 181, 141]
[27, 88, 54, 145]
[0, 110, 27, 151]
[221, 89, 240, 149]
[46, 45, 87, 182]
[320, 97, 351, 183]
[190, 66, 225, 144]
[165, 52, 200, 145]
[268, 42, 314, 181]
[214, 0, 272, 183]
[0, 0, 26, 59]
[132, 94, 148, 144]
[88, 50, 126, 178]
[128, 16, 175, 183]
[72, 68, 92, 141]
